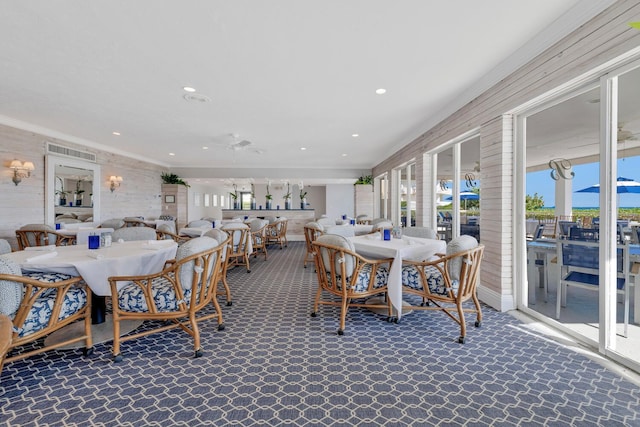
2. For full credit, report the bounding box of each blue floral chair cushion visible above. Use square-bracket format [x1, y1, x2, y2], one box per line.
[347, 264, 389, 293]
[401, 265, 451, 296]
[117, 277, 194, 312]
[18, 271, 87, 338]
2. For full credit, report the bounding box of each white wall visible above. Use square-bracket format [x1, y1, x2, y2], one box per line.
[325, 184, 354, 220]
[187, 183, 226, 221]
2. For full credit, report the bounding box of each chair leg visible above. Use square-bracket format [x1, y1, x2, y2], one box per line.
[456, 300, 467, 344]
[112, 310, 122, 361]
[190, 315, 203, 358]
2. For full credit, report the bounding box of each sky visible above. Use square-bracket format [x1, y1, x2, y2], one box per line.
[526, 156, 640, 208]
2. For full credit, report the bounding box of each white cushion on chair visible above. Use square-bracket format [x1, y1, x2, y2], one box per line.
[446, 235, 478, 281]
[316, 234, 356, 276]
[0, 257, 23, 316]
[175, 236, 219, 291]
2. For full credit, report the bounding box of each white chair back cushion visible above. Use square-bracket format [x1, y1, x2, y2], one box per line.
[0, 239, 11, 255]
[402, 227, 437, 240]
[112, 227, 157, 242]
[446, 235, 479, 281]
[0, 256, 23, 316]
[101, 218, 125, 229]
[175, 236, 219, 291]
[316, 234, 356, 277]
[187, 220, 212, 228]
[325, 226, 355, 238]
[305, 222, 323, 232]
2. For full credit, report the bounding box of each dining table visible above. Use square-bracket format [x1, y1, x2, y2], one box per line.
[348, 234, 447, 319]
[4, 239, 178, 322]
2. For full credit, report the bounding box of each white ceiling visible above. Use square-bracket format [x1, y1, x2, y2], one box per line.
[0, 1, 613, 180]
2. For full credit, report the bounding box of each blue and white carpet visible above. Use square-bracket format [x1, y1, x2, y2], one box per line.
[1, 242, 639, 426]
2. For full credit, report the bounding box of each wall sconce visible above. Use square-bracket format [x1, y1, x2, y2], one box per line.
[109, 175, 123, 192]
[9, 160, 35, 186]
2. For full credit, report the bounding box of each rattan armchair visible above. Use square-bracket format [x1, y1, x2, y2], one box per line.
[204, 229, 233, 306]
[265, 218, 288, 249]
[15, 224, 76, 249]
[221, 223, 252, 273]
[108, 236, 225, 361]
[303, 222, 324, 268]
[311, 234, 393, 335]
[0, 257, 93, 366]
[401, 235, 484, 343]
[249, 219, 269, 261]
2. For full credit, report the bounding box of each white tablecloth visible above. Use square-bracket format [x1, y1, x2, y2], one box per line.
[349, 235, 446, 319]
[58, 227, 114, 244]
[5, 240, 178, 296]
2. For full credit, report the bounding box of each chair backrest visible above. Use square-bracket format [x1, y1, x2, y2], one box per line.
[558, 221, 578, 238]
[569, 227, 598, 241]
[446, 235, 479, 281]
[533, 224, 545, 241]
[304, 223, 323, 247]
[175, 236, 221, 291]
[324, 225, 355, 238]
[221, 223, 250, 250]
[158, 222, 177, 235]
[561, 241, 624, 277]
[187, 220, 212, 228]
[0, 256, 24, 316]
[314, 234, 357, 277]
[112, 227, 157, 242]
[100, 218, 125, 229]
[156, 223, 176, 240]
[371, 221, 393, 232]
[402, 227, 437, 240]
[204, 229, 231, 262]
[316, 217, 335, 227]
[249, 218, 268, 232]
[0, 313, 12, 376]
[16, 224, 58, 249]
[0, 239, 12, 255]
[370, 218, 390, 226]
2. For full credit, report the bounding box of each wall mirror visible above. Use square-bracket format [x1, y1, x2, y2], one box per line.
[45, 155, 101, 226]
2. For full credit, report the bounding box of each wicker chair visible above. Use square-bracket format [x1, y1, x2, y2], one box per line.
[0, 239, 12, 255]
[0, 257, 93, 366]
[311, 234, 393, 335]
[265, 218, 288, 249]
[108, 236, 225, 361]
[112, 227, 157, 242]
[15, 224, 76, 249]
[123, 217, 147, 227]
[204, 229, 233, 306]
[303, 222, 324, 268]
[221, 223, 252, 273]
[402, 227, 438, 240]
[0, 314, 13, 376]
[401, 235, 485, 343]
[100, 218, 126, 229]
[156, 223, 191, 244]
[249, 219, 269, 261]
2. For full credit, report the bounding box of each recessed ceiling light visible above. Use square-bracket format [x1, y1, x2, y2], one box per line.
[300, 147, 307, 151]
[169, 152, 175, 156]
[112, 131, 121, 136]
[183, 86, 196, 92]
[202, 146, 209, 150]
[352, 134, 359, 138]
[341, 153, 348, 157]
[375, 88, 386, 95]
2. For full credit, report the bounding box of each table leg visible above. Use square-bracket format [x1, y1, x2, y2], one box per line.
[91, 294, 106, 324]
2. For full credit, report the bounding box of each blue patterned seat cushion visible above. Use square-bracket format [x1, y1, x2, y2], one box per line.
[117, 277, 194, 312]
[17, 272, 87, 338]
[401, 265, 457, 296]
[329, 265, 389, 293]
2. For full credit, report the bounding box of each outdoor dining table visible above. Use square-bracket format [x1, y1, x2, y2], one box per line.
[348, 234, 446, 320]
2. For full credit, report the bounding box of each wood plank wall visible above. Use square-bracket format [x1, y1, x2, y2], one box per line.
[0, 124, 166, 249]
[371, 1, 640, 310]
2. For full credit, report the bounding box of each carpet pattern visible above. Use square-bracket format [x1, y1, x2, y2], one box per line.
[1, 241, 639, 426]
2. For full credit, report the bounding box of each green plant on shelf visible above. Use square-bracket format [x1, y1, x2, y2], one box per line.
[161, 172, 190, 187]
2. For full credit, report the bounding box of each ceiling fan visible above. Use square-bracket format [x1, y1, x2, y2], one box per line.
[617, 123, 639, 142]
[214, 133, 265, 154]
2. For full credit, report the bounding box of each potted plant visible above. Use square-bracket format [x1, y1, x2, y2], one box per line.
[55, 176, 68, 206]
[265, 181, 273, 210]
[74, 180, 85, 206]
[250, 183, 257, 210]
[283, 182, 291, 210]
[299, 182, 307, 210]
[230, 184, 239, 209]
[161, 172, 190, 187]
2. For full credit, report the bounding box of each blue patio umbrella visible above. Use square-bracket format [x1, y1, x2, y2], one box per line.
[444, 191, 480, 210]
[576, 176, 640, 194]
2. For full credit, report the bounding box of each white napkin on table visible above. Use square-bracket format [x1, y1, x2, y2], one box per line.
[26, 251, 58, 262]
[24, 245, 56, 252]
[87, 251, 104, 260]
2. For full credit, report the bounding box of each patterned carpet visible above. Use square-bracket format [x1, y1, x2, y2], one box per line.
[1, 241, 640, 426]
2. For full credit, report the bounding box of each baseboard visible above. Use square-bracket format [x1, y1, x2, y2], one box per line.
[478, 283, 516, 312]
